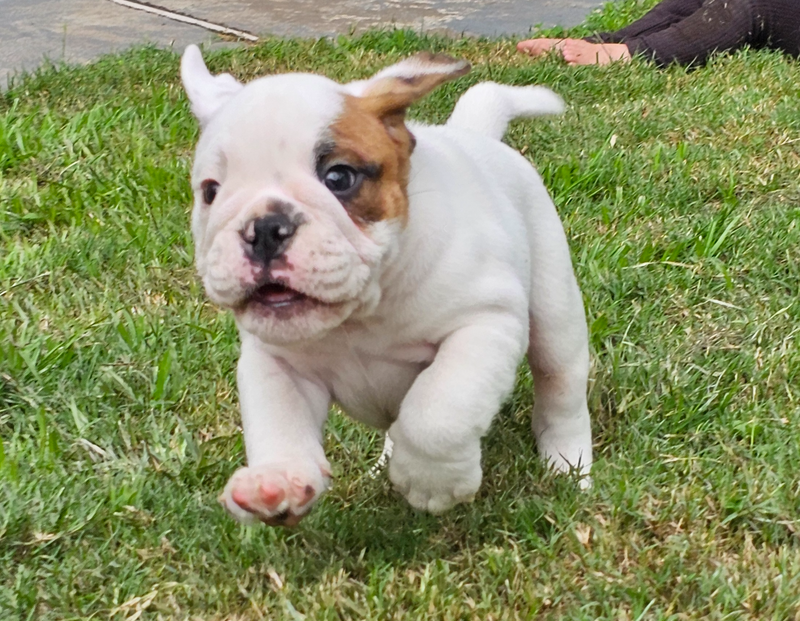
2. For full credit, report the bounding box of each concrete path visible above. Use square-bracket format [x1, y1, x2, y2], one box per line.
[0, 0, 603, 87]
[152, 0, 602, 39]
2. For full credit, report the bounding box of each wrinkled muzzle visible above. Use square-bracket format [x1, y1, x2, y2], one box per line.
[197, 200, 381, 344]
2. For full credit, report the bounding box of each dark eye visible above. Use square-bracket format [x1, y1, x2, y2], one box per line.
[323, 165, 360, 196]
[201, 179, 220, 205]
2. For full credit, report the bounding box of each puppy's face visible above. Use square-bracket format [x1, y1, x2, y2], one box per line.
[182, 48, 468, 344]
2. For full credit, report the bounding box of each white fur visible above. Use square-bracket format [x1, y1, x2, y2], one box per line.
[447, 82, 565, 140]
[181, 44, 243, 126]
[181, 45, 592, 523]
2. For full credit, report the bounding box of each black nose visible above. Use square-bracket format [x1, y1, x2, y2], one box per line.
[246, 213, 297, 264]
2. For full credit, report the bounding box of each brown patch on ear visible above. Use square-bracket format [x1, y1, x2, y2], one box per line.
[327, 94, 415, 224]
[359, 52, 471, 119]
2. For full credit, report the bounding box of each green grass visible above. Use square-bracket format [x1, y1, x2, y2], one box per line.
[2, 2, 800, 618]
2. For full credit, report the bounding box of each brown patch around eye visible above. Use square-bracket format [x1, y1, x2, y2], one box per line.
[324, 94, 413, 225]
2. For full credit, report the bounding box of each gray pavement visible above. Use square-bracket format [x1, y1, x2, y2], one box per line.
[0, 0, 604, 87]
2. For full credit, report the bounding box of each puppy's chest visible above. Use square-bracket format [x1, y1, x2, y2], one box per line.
[309, 343, 437, 429]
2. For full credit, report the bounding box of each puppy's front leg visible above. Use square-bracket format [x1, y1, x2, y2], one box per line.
[219, 337, 331, 526]
[388, 316, 526, 513]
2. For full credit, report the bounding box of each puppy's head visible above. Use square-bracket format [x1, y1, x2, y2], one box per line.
[181, 46, 469, 344]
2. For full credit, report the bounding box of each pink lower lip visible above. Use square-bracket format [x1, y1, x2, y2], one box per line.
[249, 283, 307, 308]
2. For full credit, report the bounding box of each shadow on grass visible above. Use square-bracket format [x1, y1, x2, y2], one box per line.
[239, 402, 592, 586]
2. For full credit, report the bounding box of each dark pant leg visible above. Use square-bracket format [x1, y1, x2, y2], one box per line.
[582, 0, 800, 65]
[757, 0, 800, 56]
[587, 0, 705, 43]
[624, 0, 757, 66]
[600, 0, 800, 66]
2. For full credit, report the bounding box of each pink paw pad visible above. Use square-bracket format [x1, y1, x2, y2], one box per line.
[259, 483, 286, 509]
[220, 463, 331, 527]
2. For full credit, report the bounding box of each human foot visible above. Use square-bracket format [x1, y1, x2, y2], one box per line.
[516, 38, 567, 58]
[517, 38, 631, 66]
[560, 40, 631, 65]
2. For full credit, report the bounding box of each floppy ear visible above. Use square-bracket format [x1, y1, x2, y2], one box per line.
[347, 53, 470, 123]
[181, 44, 243, 127]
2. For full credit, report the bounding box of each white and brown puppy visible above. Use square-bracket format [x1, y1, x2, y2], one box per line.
[181, 45, 592, 526]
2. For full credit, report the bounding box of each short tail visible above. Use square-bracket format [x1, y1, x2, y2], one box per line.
[445, 82, 564, 141]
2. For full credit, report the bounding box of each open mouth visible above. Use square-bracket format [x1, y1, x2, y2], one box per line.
[247, 282, 310, 309]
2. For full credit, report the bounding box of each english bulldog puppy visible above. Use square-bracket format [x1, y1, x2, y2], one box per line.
[180, 45, 592, 526]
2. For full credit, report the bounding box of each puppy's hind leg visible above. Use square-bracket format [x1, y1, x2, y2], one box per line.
[525, 185, 593, 486]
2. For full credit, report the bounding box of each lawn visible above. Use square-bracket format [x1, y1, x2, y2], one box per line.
[2, 0, 800, 618]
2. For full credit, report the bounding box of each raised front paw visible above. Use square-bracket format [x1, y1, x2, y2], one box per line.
[219, 460, 331, 526]
[388, 439, 482, 514]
